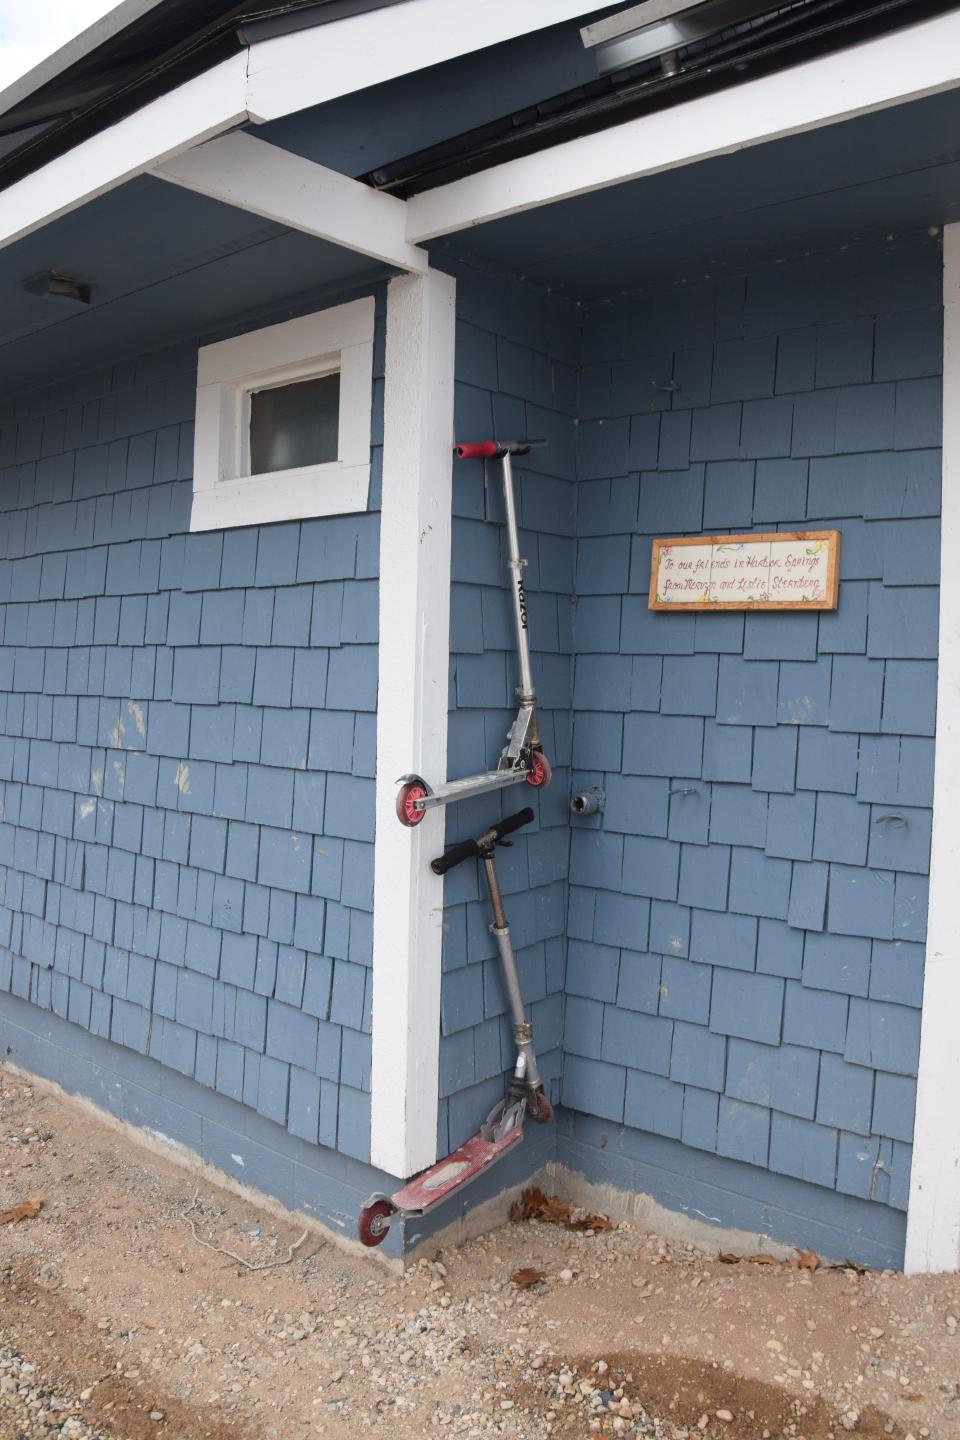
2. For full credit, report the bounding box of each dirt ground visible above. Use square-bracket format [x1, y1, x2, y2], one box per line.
[1, 1069, 958, 1440]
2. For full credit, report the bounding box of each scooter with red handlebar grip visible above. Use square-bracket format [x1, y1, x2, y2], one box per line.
[455, 441, 500, 460]
[395, 441, 552, 827]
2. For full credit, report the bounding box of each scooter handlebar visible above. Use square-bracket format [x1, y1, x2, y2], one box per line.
[456, 440, 545, 460]
[431, 807, 534, 876]
[456, 441, 500, 460]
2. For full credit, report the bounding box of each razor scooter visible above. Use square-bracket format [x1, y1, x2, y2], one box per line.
[358, 807, 553, 1247]
[395, 441, 552, 827]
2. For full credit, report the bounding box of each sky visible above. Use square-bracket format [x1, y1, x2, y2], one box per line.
[0, 0, 121, 91]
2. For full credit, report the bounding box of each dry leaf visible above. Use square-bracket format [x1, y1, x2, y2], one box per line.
[542, 1194, 574, 1224]
[511, 1187, 614, 1235]
[836, 1258, 869, 1276]
[511, 1268, 545, 1288]
[0, 1194, 43, 1225]
[749, 1254, 778, 1265]
[788, 1248, 820, 1272]
[900, 1394, 923, 1403]
[718, 1253, 741, 1265]
[569, 1213, 613, 1233]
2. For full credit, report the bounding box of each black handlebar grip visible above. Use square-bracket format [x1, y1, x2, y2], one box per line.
[491, 807, 535, 840]
[430, 836, 481, 877]
[430, 807, 535, 876]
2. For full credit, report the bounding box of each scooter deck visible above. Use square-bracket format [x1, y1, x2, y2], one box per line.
[391, 1122, 524, 1215]
[417, 766, 531, 808]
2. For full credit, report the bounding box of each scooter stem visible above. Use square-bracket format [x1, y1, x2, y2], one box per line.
[500, 450, 535, 704]
[482, 851, 542, 1092]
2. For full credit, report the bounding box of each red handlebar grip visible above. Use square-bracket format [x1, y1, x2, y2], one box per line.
[456, 441, 499, 460]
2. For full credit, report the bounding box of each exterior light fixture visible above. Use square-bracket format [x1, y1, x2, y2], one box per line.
[23, 270, 91, 304]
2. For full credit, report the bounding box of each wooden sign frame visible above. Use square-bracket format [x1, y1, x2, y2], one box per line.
[648, 530, 840, 612]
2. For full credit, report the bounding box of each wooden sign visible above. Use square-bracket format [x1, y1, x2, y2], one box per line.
[649, 531, 840, 611]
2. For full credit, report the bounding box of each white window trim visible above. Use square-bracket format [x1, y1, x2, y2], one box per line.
[905, 223, 960, 1275]
[190, 296, 375, 532]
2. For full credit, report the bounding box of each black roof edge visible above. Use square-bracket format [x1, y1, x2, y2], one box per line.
[364, 0, 957, 198]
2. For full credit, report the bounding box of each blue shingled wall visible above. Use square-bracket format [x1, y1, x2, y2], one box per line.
[562, 236, 941, 1256]
[0, 230, 942, 1260]
[0, 282, 385, 1165]
[438, 266, 579, 1153]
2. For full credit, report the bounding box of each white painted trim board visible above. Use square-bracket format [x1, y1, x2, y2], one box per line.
[156, 134, 429, 276]
[406, 8, 960, 243]
[370, 269, 456, 1178]
[905, 223, 960, 1275]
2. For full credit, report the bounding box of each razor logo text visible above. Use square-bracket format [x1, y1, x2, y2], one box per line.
[516, 578, 528, 629]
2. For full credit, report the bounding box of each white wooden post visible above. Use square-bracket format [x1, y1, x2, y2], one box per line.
[905, 222, 960, 1274]
[370, 269, 456, 1178]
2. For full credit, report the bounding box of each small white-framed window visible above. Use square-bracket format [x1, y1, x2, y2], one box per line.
[190, 296, 375, 531]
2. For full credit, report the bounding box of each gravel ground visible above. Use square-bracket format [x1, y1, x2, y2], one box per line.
[1, 1068, 959, 1440]
[0, 1345, 114, 1440]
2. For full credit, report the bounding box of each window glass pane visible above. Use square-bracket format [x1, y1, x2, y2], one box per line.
[249, 372, 340, 475]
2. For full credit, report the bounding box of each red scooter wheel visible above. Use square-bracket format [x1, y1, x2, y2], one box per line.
[358, 1200, 395, 1247]
[396, 778, 428, 826]
[526, 752, 552, 788]
[527, 1089, 554, 1124]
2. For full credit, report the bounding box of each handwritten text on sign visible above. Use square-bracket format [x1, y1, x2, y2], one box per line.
[649, 531, 840, 612]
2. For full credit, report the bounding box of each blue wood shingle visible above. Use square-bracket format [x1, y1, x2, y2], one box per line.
[716, 657, 779, 727]
[670, 1018, 726, 1091]
[765, 790, 816, 862]
[768, 1111, 838, 1189]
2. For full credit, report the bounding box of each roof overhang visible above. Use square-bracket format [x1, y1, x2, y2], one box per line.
[405, 5, 960, 243]
[5, 1, 960, 269]
[145, 5, 960, 286]
[0, 0, 625, 255]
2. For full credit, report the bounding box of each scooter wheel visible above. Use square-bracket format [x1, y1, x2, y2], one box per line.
[358, 1200, 395, 1247]
[396, 778, 428, 827]
[526, 752, 552, 788]
[527, 1089, 554, 1124]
